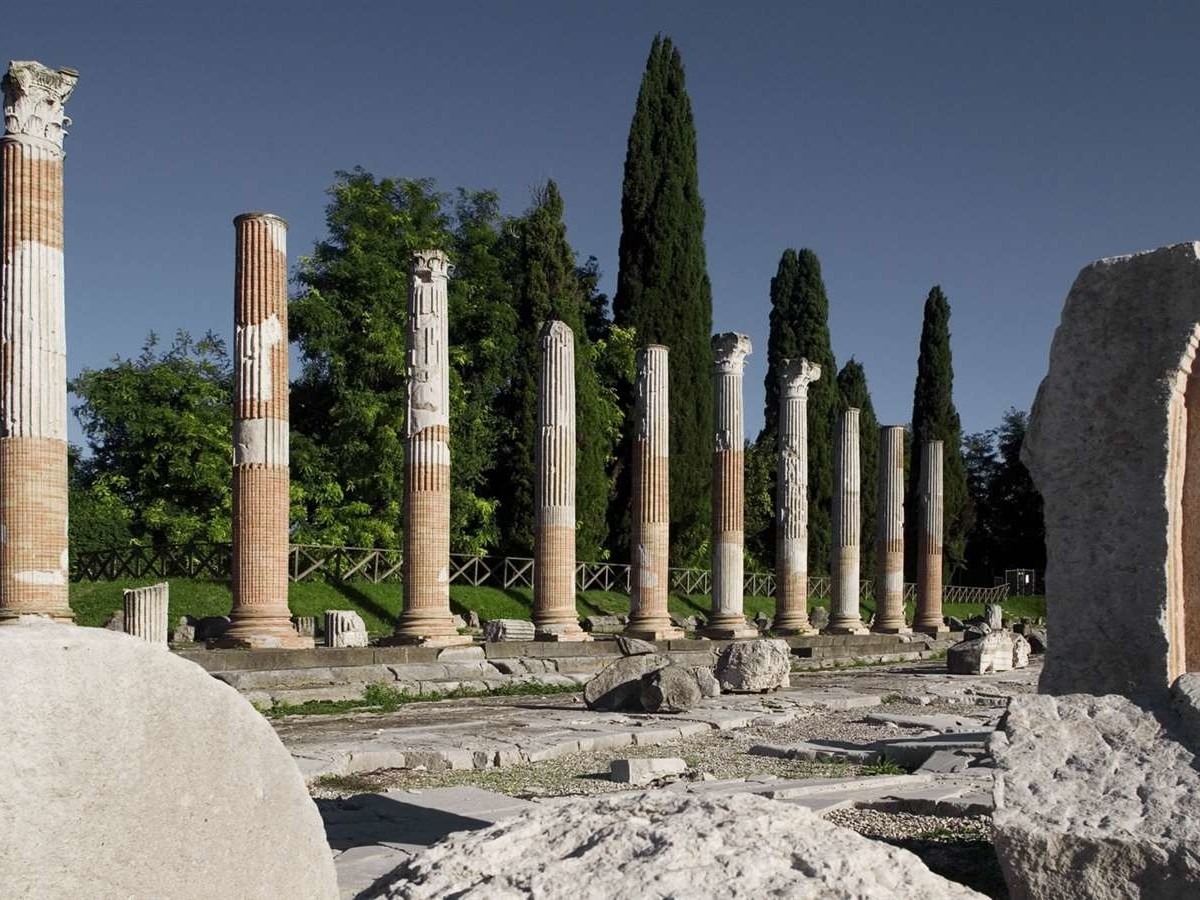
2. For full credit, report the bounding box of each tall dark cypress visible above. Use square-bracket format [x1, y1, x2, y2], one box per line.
[613, 34, 713, 564]
[758, 248, 838, 574]
[496, 181, 612, 559]
[837, 359, 880, 578]
[906, 286, 971, 580]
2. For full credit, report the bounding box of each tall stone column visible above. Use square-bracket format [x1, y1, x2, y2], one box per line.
[222, 213, 310, 648]
[828, 407, 868, 634]
[914, 439, 949, 635]
[394, 251, 469, 646]
[533, 320, 588, 641]
[625, 345, 683, 641]
[0, 61, 78, 624]
[703, 333, 757, 640]
[773, 358, 820, 634]
[872, 426, 909, 633]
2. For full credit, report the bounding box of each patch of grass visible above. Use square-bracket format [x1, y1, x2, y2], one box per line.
[881, 693, 904, 704]
[312, 772, 383, 794]
[262, 678, 581, 719]
[861, 759, 907, 776]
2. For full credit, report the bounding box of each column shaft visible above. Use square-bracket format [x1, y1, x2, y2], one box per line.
[872, 426, 909, 633]
[914, 440, 949, 634]
[0, 61, 77, 623]
[394, 251, 468, 645]
[123, 583, 168, 645]
[774, 359, 820, 634]
[704, 333, 756, 639]
[625, 346, 682, 641]
[828, 408, 867, 633]
[533, 321, 587, 640]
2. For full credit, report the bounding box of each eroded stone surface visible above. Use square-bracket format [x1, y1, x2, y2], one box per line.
[715, 639, 791, 692]
[0, 622, 337, 899]
[384, 792, 983, 898]
[583, 653, 671, 710]
[640, 664, 701, 713]
[994, 692, 1200, 900]
[947, 633, 1013, 675]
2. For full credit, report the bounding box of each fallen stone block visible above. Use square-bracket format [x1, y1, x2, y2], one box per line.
[994, 692, 1200, 900]
[326, 610, 369, 648]
[880, 734, 992, 770]
[170, 615, 196, 643]
[581, 615, 624, 634]
[947, 632, 1013, 674]
[691, 666, 721, 698]
[714, 639, 791, 692]
[749, 740, 881, 765]
[616, 636, 657, 656]
[864, 712, 987, 733]
[383, 792, 983, 898]
[1011, 633, 1030, 668]
[609, 757, 688, 786]
[583, 653, 670, 711]
[640, 664, 701, 713]
[483, 618, 536, 642]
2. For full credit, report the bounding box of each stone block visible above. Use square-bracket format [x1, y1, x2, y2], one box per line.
[640, 665, 701, 713]
[483, 619, 536, 642]
[0, 622, 337, 899]
[583, 653, 670, 710]
[714, 639, 791, 692]
[326, 610, 369, 648]
[947, 632, 1014, 675]
[609, 757, 688, 785]
[1011, 633, 1030, 669]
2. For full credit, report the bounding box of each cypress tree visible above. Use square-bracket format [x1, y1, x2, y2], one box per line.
[495, 181, 613, 559]
[613, 34, 713, 563]
[837, 359, 880, 578]
[906, 286, 971, 580]
[758, 248, 839, 574]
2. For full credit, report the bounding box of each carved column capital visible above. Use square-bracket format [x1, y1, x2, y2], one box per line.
[2, 61, 78, 153]
[540, 319, 573, 350]
[412, 249, 451, 282]
[712, 332, 752, 374]
[780, 357, 822, 398]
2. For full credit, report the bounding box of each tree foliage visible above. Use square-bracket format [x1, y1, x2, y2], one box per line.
[837, 359, 880, 577]
[613, 33, 714, 563]
[906, 285, 971, 579]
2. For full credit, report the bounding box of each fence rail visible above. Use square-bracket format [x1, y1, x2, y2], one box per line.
[72, 543, 1010, 604]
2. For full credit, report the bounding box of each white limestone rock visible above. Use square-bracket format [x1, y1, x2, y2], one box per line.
[384, 791, 983, 899]
[994, 693, 1200, 900]
[326, 610, 369, 647]
[984, 603, 1003, 630]
[691, 665, 721, 698]
[482, 618, 536, 642]
[639, 665, 701, 713]
[609, 757, 688, 785]
[1011, 633, 1030, 669]
[714, 639, 791, 692]
[616, 635, 657, 656]
[0, 621, 337, 900]
[947, 632, 1013, 675]
[583, 653, 670, 710]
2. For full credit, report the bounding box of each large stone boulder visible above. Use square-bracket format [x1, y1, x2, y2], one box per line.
[0, 622, 337, 899]
[640, 664, 701, 713]
[947, 632, 1014, 675]
[714, 639, 791, 692]
[583, 653, 671, 710]
[994, 693, 1200, 899]
[384, 791, 983, 898]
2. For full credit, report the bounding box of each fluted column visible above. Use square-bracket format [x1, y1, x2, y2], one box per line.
[0, 61, 77, 624]
[123, 583, 168, 646]
[533, 320, 588, 641]
[914, 440, 949, 635]
[703, 333, 757, 640]
[872, 426, 909, 633]
[625, 345, 683, 641]
[828, 408, 868, 634]
[222, 213, 311, 648]
[394, 251, 469, 646]
[773, 358, 820, 634]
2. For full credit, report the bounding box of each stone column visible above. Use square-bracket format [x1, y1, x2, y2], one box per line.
[703, 333, 757, 640]
[773, 358, 820, 634]
[914, 440, 949, 635]
[123, 583, 168, 646]
[0, 62, 77, 624]
[828, 408, 868, 634]
[872, 426, 910, 633]
[533, 320, 588, 641]
[393, 251, 469, 646]
[222, 213, 311, 649]
[625, 345, 683, 641]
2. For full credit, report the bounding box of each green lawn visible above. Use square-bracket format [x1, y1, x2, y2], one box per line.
[70, 579, 1045, 635]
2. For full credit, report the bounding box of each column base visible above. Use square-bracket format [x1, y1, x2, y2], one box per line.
[870, 623, 912, 635]
[774, 623, 818, 636]
[535, 623, 593, 642]
[623, 623, 684, 641]
[913, 623, 950, 636]
[0, 610, 75, 625]
[214, 630, 315, 650]
[701, 623, 761, 640]
[824, 622, 869, 635]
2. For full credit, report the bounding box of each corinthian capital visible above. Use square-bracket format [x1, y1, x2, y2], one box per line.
[2, 60, 78, 152]
[712, 332, 752, 374]
[412, 249, 451, 283]
[780, 357, 821, 398]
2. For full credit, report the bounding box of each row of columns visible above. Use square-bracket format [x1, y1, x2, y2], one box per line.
[0, 60, 948, 641]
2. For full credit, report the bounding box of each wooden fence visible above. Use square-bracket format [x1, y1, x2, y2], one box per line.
[72, 543, 1010, 604]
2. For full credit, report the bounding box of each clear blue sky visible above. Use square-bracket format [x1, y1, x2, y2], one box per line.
[5, 2, 1198, 445]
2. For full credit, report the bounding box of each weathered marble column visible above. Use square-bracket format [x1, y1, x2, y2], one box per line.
[872, 426, 910, 633]
[0, 61, 77, 624]
[703, 333, 757, 640]
[914, 440, 949, 635]
[394, 251, 469, 645]
[773, 358, 820, 634]
[123, 583, 168, 646]
[222, 213, 311, 648]
[533, 320, 588, 641]
[625, 345, 683, 641]
[827, 408, 868, 634]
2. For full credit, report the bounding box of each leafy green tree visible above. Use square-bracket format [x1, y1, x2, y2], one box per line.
[837, 359, 880, 577]
[906, 286, 971, 579]
[70, 331, 232, 547]
[493, 181, 619, 559]
[758, 248, 839, 574]
[962, 429, 999, 583]
[613, 34, 714, 563]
